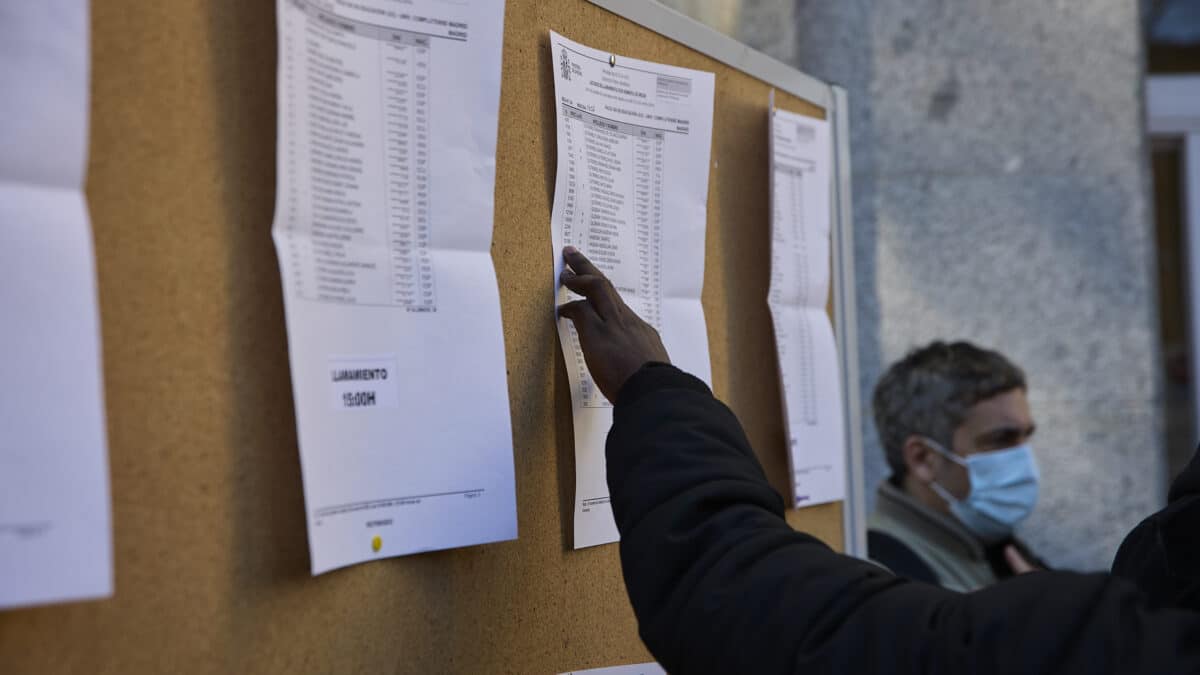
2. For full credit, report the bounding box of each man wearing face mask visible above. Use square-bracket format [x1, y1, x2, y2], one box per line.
[866, 341, 1046, 591]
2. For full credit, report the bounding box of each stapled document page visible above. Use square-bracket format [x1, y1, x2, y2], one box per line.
[272, 0, 517, 574]
[549, 31, 715, 548]
[767, 97, 847, 507]
[0, 1, 113, 609]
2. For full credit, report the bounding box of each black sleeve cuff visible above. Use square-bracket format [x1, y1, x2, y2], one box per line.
[615, 362, 712, 409]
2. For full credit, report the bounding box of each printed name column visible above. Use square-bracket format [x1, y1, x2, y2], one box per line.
[304, 15, 389, 305]
[581, 115, 630, 407]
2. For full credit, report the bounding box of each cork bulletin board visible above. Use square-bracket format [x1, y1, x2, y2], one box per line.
[0, 0, 843, 672]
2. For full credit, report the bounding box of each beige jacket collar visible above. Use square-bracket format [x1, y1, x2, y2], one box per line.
[874, 480, 987, 561]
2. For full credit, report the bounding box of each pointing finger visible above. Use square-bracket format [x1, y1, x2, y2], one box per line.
[563, 246, 604, 278]
[557, 299, 601, 330]
[560, 270, 619, 320]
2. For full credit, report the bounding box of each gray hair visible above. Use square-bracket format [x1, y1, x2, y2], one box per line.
[872, 341, 1027, 480]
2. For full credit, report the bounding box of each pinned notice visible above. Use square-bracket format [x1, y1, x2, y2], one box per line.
[271, 0, 518, 574]
[549, 31, 716, 548]
[0, 0, 114, 610]
[767, 93, 848, 508]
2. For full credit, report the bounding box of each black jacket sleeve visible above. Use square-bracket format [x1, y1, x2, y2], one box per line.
[867, 529, 941, 584]
[1113, 445, 1200, 610]
[606, 364, 1200, 675]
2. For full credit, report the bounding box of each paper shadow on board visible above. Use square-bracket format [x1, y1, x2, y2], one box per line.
[205, 0, 312, 591]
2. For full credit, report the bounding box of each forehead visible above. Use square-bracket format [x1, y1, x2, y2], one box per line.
[959, 388, 1033, 432]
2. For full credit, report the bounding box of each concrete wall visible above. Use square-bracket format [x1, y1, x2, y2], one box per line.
[658, 0, 1165, 571]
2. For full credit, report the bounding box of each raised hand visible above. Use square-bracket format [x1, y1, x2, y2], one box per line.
[556, 246, 670, 404]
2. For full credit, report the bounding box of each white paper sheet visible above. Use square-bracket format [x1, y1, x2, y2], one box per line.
[0, 1, 113, 609]
[272, 0, 517, 574]
[549, 31, 715, 548]
[561, 663, 666, 675]
[767, 97, 847, 507]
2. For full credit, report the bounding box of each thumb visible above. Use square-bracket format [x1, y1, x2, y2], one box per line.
[1004, 544, 1037, 575]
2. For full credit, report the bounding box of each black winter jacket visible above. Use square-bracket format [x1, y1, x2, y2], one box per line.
[607, 364, 1200, 674]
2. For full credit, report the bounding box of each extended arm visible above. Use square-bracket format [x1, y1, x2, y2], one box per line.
[556, 247, 1200, 675]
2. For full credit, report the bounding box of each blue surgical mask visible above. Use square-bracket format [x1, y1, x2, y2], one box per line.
[922, 437, 1040, 542]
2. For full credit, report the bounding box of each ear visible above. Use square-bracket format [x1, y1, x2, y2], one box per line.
[902, 435, 937, 483]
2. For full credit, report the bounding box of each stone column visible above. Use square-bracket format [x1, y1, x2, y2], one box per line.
[659, 0, 1164, 571]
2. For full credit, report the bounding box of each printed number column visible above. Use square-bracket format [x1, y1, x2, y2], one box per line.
[383, 33, 416, 307]
[562, 108, 579, 253]
[650, 131, 664, 328]
[283, 7, 309, 300]
[562, 109, 596, 406]
[788, 166, 818, 425]
[769, 164, 788, 372]
[633, 130, 656, 326]
[630, 128, 663, 330]
[789, 167, 809, 311]
[413, 37, 436, 311]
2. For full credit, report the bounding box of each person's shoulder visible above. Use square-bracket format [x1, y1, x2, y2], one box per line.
[868, 529, 941, 585]
[1112, 483, 1200, 610]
